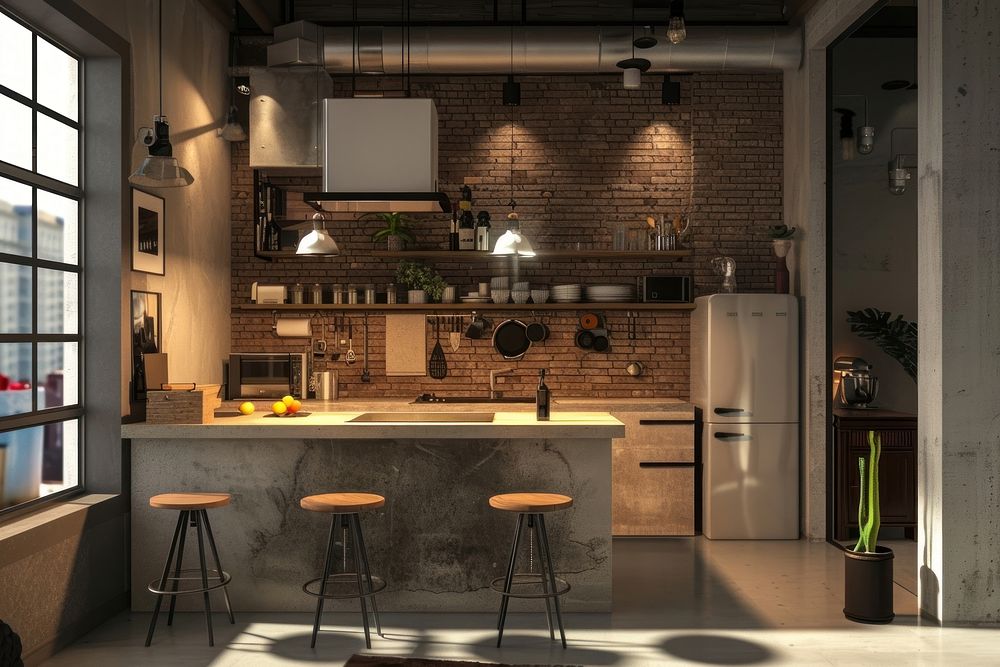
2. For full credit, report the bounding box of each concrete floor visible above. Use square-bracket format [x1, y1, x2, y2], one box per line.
[40, 537, 999, 666]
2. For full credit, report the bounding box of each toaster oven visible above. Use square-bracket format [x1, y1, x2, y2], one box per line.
[227, 353, 306, 399]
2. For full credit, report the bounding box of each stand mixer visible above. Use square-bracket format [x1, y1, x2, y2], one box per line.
[834, 356, 880, 408]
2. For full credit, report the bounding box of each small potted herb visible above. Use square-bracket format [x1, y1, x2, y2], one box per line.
[364, 212, 415, 251]
[769, 225, 796, 294]
[395, 260, 446, 303]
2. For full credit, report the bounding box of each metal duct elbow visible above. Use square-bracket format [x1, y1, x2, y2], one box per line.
[316, 25, 802, 75]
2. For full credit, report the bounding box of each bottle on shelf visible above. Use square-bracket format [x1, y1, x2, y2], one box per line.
[536, 369, 550, 421]
[449, 205, 460, 251]
[475, 210, 492, 251]
[458, 185, 476, 251]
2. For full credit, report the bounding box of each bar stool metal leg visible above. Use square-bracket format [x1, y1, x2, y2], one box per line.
[529, 514, 556, 641]
[496, 512, 525, 647]
[193, 512, 215, 646]
[353, 514, 383, 637]
[145, 510, 186, 647]
[537, 514, 567, 648]
[349, 514, 373, 649]
[166, 511, 189, 627]
[311, 513, 339, 648]
[201, 510, 235, 624]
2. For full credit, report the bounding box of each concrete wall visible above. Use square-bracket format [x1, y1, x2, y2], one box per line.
[76, 0, 233, 402]
[917, 0, 1000, 624]
[831, 38, 918, 413]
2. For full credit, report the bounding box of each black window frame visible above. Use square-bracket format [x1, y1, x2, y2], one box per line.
[0, 5, 85, 517]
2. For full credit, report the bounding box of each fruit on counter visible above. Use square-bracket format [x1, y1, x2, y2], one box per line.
[238, 401, 255, 415]
[281, 395, 295, 407]
[271, 401, 288, 416]
[287, 399, 302, 414]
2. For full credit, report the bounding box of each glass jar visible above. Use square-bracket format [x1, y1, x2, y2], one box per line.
[346, 283, 358, 304]
[364, 284, 376, 304]
[290, 283, 304, 304]
[331, 283, 344, 304]
[386, 283, 397, 304]
[311, 283, 323, 304]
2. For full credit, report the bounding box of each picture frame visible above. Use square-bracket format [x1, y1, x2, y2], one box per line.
[131, 189, 165, 275]
[130, 290, 162, 401]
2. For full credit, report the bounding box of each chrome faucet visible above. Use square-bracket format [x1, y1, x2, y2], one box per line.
[490, 369, 516, 399]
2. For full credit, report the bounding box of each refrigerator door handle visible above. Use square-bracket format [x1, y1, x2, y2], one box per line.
[714, 431, 747, 439]
[714, 407, 745, 415]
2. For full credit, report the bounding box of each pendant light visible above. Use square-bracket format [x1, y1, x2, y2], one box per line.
[297, 212, 340, 255]
[129, 0, 194, 188]
[219, 36, 247, 142]
[493, 117, 534, 257]
[667, 0, 687, 44]
[503, 5, 520, 104]
[617, 3, 651, 90]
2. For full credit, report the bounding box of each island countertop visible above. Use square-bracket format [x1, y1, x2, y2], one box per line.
[122, 406, 625, 440]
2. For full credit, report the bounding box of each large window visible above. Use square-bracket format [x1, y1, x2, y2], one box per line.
[0, 8, 83, 513]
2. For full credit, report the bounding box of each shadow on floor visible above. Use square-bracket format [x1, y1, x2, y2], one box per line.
[660, 634, 774, 665]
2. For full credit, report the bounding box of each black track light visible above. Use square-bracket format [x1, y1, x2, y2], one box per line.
[503, 75, 521, 106]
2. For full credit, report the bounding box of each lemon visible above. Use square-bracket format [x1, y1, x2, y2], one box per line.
[281, 395, 295, 406]
[238, 401, 255, 416]
[271, 401, 288, 416]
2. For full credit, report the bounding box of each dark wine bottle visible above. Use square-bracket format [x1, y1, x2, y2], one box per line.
[536, 369, 550, 421]
[458, 185, 475, 250]
[449, 206, 459, 251]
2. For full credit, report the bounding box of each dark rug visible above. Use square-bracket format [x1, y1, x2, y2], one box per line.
[345, 656, 580, 667]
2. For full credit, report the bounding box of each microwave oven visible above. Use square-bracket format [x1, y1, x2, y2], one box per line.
[227, 353, 306, 399]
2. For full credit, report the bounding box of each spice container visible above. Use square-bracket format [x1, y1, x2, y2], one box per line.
[311, 283, 323, 304]
[290, 283, 305, 304]
[332, 283, 344, 304]
[346, 284, 358, 304]
[386, 283, 397, 304]
[364, 284, 376, 304]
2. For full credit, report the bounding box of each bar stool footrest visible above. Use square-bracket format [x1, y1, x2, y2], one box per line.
[303, 573, 386, 600]
[147, 569, 232, 596]
[491, 573, 571, 599]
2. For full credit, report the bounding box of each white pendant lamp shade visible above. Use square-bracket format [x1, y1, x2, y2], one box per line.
[492, 214, 535, 257]
[296, 213, 340, 256]
[623, 68, 641, 89]
[219, 105, 247, 142]
[129, 154, 194, 188]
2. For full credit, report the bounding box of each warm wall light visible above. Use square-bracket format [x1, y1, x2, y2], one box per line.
[834, 108, 857, 161]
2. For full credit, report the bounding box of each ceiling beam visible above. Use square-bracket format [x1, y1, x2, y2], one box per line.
[238, 0, 278, 33]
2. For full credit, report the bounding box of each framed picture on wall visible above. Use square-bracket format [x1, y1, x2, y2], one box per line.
[131, 189, 165, 275]
[131, 290, 162, 401]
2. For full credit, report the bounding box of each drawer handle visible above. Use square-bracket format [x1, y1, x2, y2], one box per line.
[639, 462, 695, 468]
[714, 407, 745, 415]
[714, 431, 746, 439]
[638, 419, 696, 426]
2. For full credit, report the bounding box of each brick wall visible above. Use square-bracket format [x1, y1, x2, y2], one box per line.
[230, 73, 782, 399]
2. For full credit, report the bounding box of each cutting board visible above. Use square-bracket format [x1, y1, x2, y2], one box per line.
[385, 314, 427, 376]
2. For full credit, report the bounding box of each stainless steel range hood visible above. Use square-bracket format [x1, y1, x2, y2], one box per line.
[304, 98, 451, 214]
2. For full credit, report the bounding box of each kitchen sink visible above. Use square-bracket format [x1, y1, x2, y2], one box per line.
[413, 393, 534, 404]
[349, 412, 495, 423]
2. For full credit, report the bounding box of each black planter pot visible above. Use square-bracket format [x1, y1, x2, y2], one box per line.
[844, 545, 894, 623]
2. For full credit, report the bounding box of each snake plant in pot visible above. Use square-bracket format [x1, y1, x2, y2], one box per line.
[843, 430, 894, 623]
[365, 212, 415, 251]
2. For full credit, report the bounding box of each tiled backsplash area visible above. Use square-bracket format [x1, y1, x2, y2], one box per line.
[230, 73, 782, 398]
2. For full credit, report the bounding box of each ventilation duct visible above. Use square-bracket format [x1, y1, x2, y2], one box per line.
[309, 25, 801, 74]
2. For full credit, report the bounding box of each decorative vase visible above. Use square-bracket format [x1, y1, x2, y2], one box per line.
[387, 235, 406, 251]
[772, 239, 792, 295]
[844, 546, 895, 623]
[407, 289, 426, 304]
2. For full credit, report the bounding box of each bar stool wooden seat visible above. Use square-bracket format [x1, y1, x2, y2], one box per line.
[490, 492, 572, 648]
[145, 492, 235, 647]
[300, 492, 385, 649]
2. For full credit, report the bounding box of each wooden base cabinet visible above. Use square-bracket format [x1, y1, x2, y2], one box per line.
[832, 409, 917, 541]
[612, 413, 695, 536]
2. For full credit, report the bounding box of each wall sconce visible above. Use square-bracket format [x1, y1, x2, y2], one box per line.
[887, 126, 917, 195]
[661, 74, 681, 105]
[833, 94, 875, 156]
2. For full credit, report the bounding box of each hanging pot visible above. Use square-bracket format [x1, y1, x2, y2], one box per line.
[526, 320, 550, 343]
[843, 546, 894, 624]
[493, 319, 531, 360]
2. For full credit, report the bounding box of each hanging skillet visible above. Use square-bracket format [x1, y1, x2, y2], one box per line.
[493, 319, 531, 360]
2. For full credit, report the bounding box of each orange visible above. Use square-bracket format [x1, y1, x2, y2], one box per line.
[287, 399, 302, 414]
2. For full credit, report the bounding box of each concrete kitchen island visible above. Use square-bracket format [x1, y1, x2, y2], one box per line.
[122, 404, 624, 613]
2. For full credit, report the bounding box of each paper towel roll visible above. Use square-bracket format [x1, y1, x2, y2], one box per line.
[275, 318, 311, 337]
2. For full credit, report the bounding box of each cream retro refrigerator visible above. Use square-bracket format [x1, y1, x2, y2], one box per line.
[691, 294, 799, 539]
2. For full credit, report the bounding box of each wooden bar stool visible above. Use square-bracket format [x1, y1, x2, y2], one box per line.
[300, 492, 386, 649]
[145, 492, 234, 647]
[489, 492, 573, 648]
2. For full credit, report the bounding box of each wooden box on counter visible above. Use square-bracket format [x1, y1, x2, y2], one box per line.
[145, 384, 223, 424]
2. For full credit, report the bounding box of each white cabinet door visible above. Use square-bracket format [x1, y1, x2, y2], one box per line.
[703, 422, 799, 539]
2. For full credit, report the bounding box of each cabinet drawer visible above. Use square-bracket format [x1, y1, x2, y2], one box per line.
[613, 413, 694, 462]
[612, 446, 695, 536]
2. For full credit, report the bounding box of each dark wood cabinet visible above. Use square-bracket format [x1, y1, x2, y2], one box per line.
[833, 409, 917, 541]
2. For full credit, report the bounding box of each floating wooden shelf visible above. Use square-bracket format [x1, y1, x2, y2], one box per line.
[236, 303, 695, 312]
[371, 249, 692, 261]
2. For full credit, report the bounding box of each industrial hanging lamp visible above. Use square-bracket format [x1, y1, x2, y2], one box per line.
[296, 212, 340, 255]
[493, 116, 534, 257]
[219, 36, 247, 142]
[667, 0, 687, 44]
[129, 0, 194, 188]
[617, 3, 651, 90]
[502, 4, 521, 104]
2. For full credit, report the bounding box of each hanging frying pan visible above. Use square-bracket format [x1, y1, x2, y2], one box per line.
[576, 329, 595, 350]
[493, 319, 531, 360]
[526, 320, 550, 343]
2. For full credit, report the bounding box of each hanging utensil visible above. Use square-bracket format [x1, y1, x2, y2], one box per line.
[449, 315, 461, 352]
[361, 313, 371, 382]
[429, 317, 448, 379]
[345, 319, 357, 365]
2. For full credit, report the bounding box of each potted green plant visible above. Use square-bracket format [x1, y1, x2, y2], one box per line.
[843, 430, 894, 623]
[769, 225, 796, 294]
[846, 308, 917, 380]
[365, 212, 415, 251]
[395, 260, 446, 303]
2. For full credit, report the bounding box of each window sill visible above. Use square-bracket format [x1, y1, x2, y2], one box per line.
[0, 493, 123, 568]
